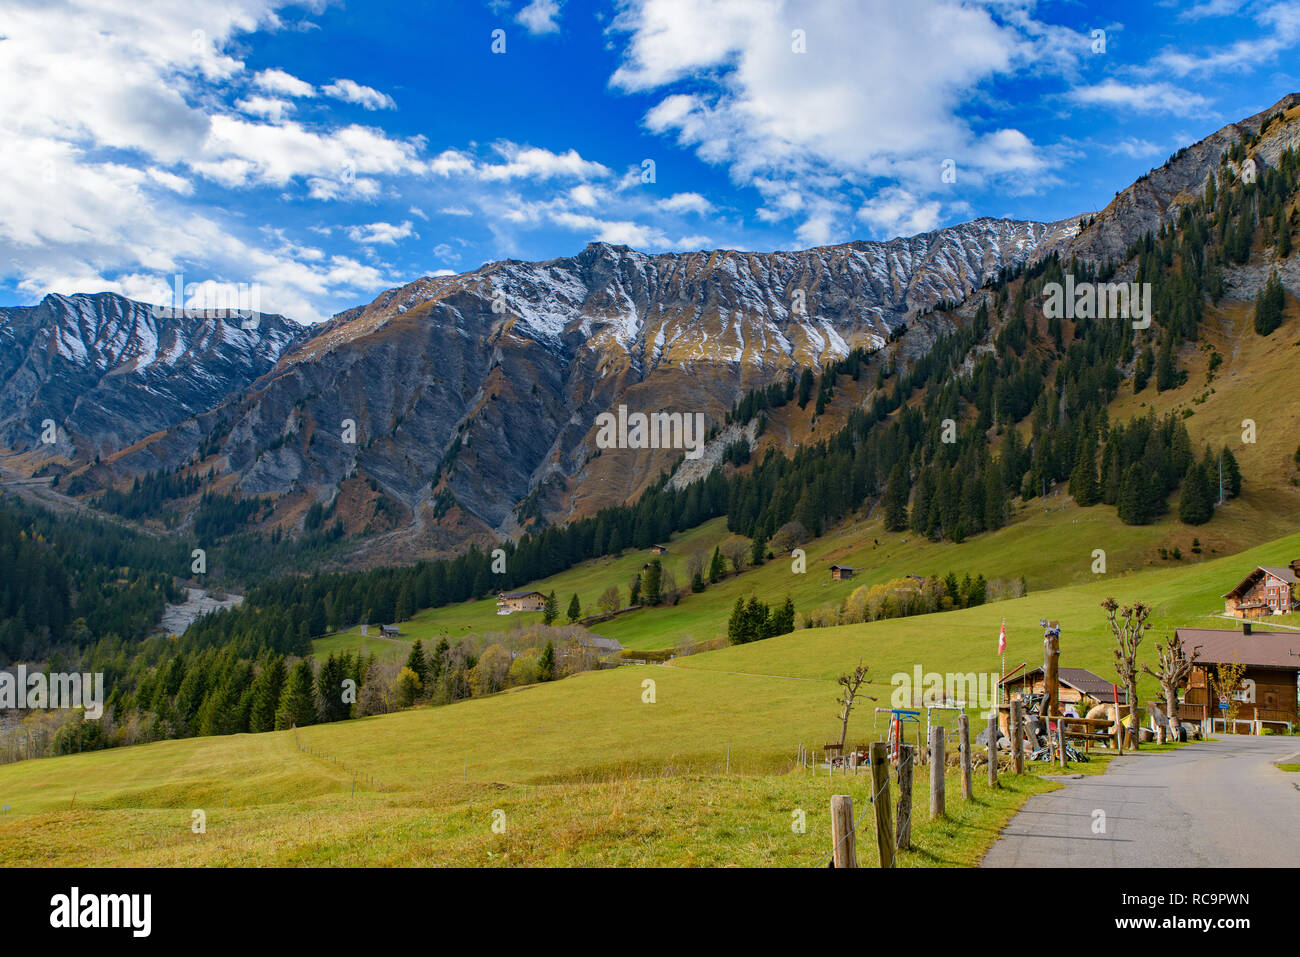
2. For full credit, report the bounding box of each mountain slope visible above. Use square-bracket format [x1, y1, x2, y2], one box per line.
[0, 293, 304, 462]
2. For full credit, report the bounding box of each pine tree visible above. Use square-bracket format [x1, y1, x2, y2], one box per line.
[1254, 270, 1285, 335]
[1178, 462, 1214, 525]
[405, 640, 429, 687]
[542, 590, 558, 626]
[1069, 435, 1100, 506]
[707, 547, 726, 583]
[248, 655, 285, 734]
[884, 461, 909, 532]
[274, 660, 318, 729]
[772, 596, 796, 636]
[1220, 446, 1242, 499]
[537, 641, 555, 682]
[1117, 463, 1151, 526]
[566, 593, 581, 623]
[727, 596, 749, 644]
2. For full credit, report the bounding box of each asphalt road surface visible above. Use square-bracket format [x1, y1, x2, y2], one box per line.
[981, 737, 1300, 867]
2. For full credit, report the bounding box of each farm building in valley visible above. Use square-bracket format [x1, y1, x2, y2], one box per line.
[830, 564, 855, 581]
[1222, 562, 1298, 618]
[1171, 625, 1300, 733]
[496, 590, 546, 614]
[379, 624, 401, 637]
[650, 544, 667, 555]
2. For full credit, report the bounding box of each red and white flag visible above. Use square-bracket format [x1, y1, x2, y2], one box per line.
[998, 619, 1006, 655]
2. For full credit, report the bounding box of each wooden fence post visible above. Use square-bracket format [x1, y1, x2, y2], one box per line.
[869, 742, 895, 868]
[987, 713, 999, 788]
[1057, 722, 1067, 768]
[1010, 698, 1024, 774]
[958, 713, 973, 800]
[830, 794, 857, 868]
[895, 743, 913, 851]
[929, 726, 945, 819]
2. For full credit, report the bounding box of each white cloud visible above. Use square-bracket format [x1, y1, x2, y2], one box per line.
[516, 0, 562, 35]
[254, 68, 316, 98]
[609, 0, 1082, 243]
[322, 78, 396, 110]
[857, 187, 943, 238]
[1066, 80, 1210, 116]
[346, 221, 417, 245]
[657, 192, 713, 215]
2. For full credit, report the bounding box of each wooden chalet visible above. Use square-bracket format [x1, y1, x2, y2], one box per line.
[999, 666, 1128, 710]
[379, 624, 402, 637]
[649, 544, 668, 555]
[1222, 562, 1298, 618]
[496, 590, 546, 613]
[830, 564, 855, 581]
[1172, 625, 1300, 733]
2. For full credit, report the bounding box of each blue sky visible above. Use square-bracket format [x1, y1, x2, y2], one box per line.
[2, 0, 1298, 322]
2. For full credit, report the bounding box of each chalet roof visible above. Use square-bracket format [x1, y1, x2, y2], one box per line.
[499, 590, 545, 600]
[578, 635, 623, 652]
[1223, 565, 1298, 598]
[830, 564, 855, 571]
[1174, 628, 1300, 670]
[1000, 666, 1128, 703]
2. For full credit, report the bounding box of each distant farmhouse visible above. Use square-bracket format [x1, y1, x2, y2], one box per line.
[830, 564, 855, 581]
[650, 544, 668, 555]
[1222, 561, 1299, 618]
[1173, 624, 1300, 733]
[497, 590, 545, 614]
[379, 624, 401, 637]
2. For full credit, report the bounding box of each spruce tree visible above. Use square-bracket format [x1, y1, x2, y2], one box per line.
[1220, 446, 1242, 499]
[405, 640, 429, 688]
[1254, 270, 1285, 335]
[884, 461, 909, 532]
[566, 593, 581, 623]
[275, 660, 319, 729]
[542, 591, 558, 625]
[1178, 462, 1214, 525]
[248, 655, 285, 733]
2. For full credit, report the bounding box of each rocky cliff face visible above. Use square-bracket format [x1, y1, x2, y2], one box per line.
[1065, 92, 1300, 265]
[0, 293, 304, 460]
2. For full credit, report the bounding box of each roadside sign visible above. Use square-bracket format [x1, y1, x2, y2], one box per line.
[1218, 696, 1229, 711]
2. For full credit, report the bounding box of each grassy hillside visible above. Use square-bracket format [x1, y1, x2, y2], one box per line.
[1, 527, 1293, 866]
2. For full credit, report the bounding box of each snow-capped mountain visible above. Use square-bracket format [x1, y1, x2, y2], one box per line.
[60, 216, 1070, 555]
[0, 292, 304, 459]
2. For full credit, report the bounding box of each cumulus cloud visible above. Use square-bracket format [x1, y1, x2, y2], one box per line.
[1066, 80, 1211, 116]
[322, 78, 397, 110]
[516, 0, 562, 35]
[608, 0, 1084, 244]
[346, 221, 417, 244]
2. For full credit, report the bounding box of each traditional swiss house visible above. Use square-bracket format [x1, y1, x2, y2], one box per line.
[998, 667, 1129, 710]
[830, 565, 855, 581]
[1172, 625, 1300, 732]
[497, 590, 546, 614]
[1222, 562, 1298, 618]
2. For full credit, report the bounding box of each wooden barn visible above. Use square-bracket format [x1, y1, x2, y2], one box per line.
[1171, 625, 1300, 733]
[496, 590, 546, 613]
[379, 624, 401, 637]
[830, 564, 855, 581]
[650, 544, 668, 555]
[1222, 562, 1298, 618]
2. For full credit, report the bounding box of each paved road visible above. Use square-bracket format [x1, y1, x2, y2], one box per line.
[981, 737, 1300, 867]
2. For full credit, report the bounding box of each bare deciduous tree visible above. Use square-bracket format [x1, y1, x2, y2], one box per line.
[1141, 632, 1200, 743]
[771, 520, 809, 554]
[835, 661, 876, 752]
[721, 536, 750, 574]
[1102, 597, 1150, 749]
